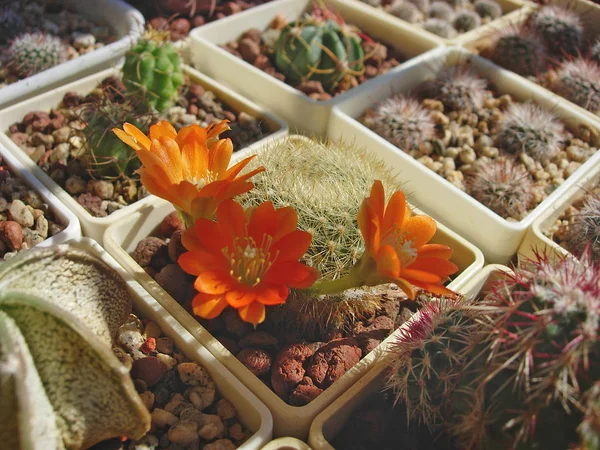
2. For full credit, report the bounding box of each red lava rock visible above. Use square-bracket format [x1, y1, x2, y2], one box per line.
[223, 308, 253, 337]
[222, 110, 236, 123]
[289, 376, 324, 406]
[140, 337, 157, 354]
[306, 338, 362, 389]
[189, 82, 206, 98]
[358, 337, 381, 355]
[296, 80, 325, 95]
[263, 67, 285, 82]
[31, 117, 51, 133]
[0, 221, 23, 250]
[168, 230, 187, 263]
[160, 211, 184, 238]
[223, 1, 243, 15]
[155, 264, 193, 303]
[364, 64, 378, 78]
[10, 132, 29, 148]
[131, 356, 168, 386]
[150, 16, 170, 31]
[132, 236, 167, 267]
[354, 316, 395, 341]
[188, 104, 199, 115]
[8, 123, 20, 134]
[240, 28, 262, 44]
[364, 42, 387, 62]
[191, 15, 206, 28]
[62, 91, 81, 107]
[271, 343, 315, 399]
[269, 14, 288, 30]
[237, 348, 272, 376]
[170, 17, 191, 39]
[77, 192, 107, 217]
[239, 331, 279, 349]
[253, 54, 271, 70]
[238, 38, 260, 63]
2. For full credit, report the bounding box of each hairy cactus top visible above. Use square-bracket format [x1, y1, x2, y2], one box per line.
[387, 0, 423, 23]
[7, 32, 68, 77]
[423, 18, 456, 38]
[490, 28, 547, 77]
[422, 65, 488, 113]
[553, 58, 600, 114]
[452, 9, 481, 33]
[428, 1, 454, 21]
[473, 0, 501, 20]
[533, 5, 583, 58]
[563, 190, 600, 262]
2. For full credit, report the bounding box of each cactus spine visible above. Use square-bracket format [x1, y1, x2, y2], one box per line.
[533, 5, 583, 58]
[7, 33, 68, 77]
[553, 59, 600, 114]
[563, 190, 600, 262]
[490, 29, 547, 77]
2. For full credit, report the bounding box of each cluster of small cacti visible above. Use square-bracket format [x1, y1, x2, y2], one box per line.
[273, 5, 364, 93]
[386, 252, 600, 449]
[6, 32, 68, 77]
[363, 0, 502, 38]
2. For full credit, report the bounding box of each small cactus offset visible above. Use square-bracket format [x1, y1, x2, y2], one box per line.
[422, 65, 488, 113]
[466, 157, 534, 220]
[423, 18, 456, 38]
[121, 31, 184, 112]
[473, 0, 501, 20]
[274, 5, 365, 93]
[428, 2, 454, 21]
[387, 0, 423, 24]
[563, 190, 600, 262]
[490, 28, 547, 77]
[7, 32, 68, 77]
[533, 5, 583, 58]
[0, 6, 24, 45]
[553, 59, 600, 114]
[452, 10, 481, 33]
[495, 102, 564, 163]
[362, 95, 436, 152]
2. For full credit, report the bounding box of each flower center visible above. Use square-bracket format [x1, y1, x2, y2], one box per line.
[191, 170, 216, 189]
[382, 226, 418, 267]
[225, 235, 277, 287]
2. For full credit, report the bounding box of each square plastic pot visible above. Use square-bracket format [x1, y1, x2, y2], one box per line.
[0, 64, 288, 243]
[0, 141, 81, 252]
[308, 263, 511, 450]
[103, 134, 484, 440]
[0, 0, 144, 109]
[327, 46, 600, 264]
[261, 437, 312, 450]
[188, 0, 441, 135]
[63, 237, 273, 449]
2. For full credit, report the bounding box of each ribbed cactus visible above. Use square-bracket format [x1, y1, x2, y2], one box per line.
[122, 32, 184, 112]
[7, 32, 68, 77]
[274, 6, 364, 93]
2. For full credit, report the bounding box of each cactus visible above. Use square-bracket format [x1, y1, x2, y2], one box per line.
[0, 7, 24, 45]
[533, 5, 583, 58]
[473, 0, 502, 20]
[362, 95, 436, 152]
[495, 102, 564, 163]
[423, 18, 456, 38]
[387, 0, 423, 24]
[452, 10, 481, 33]
[406, 0, 430, 12]
[428, 2, 454, 21]
[237, 136, 403, 334]
[466, 157, 534, 220]
[578, 382, 600, 450]
[562, 190, 600, 262]
[422, 65, 488, 113]
[553, 59, 600, 114]
[273, 6, 364, 93]
[591, 40, 600, 65]
[7, 32, 68, 77]
[121, 32, 184, 112]
[490, 28, 547, 77]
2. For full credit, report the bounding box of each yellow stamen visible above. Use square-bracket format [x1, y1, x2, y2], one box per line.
[224, 235, 277, 287]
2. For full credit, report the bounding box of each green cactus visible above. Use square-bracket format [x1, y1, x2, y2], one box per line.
[7, 32, 68, 77]
[122, 33, 184, 112]
[273, 7, 365, 93]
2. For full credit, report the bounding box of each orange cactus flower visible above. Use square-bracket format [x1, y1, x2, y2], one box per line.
[178, 199, 320, 326]
[356, 180, 458, 299]
[113, 120, 264, 226]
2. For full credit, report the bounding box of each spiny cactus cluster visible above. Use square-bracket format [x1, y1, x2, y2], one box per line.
[553, 59, 600, 114]
[495, 102, 564, 163]
[0, 6, 24, 45]
[421, 65, 488, 113]
[490, 27, 547, 77]
[362, 95, 436, 152]
[386, 252, 600, 449]
[563, 189, 600, 262]
[6, 32, 68, 77]
[532, 5, 583, 58]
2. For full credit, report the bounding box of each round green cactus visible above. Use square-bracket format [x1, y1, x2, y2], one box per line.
[122, 35, 184, 112]
[274, 14, 364, 93]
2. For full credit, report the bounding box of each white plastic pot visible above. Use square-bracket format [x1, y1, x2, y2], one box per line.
[0, 0, 145, 109]
[103, 134, 484, 440]
[0, 65, 288, 243]
[327, 46, 600, 264]
[188, 0, 441, 135]
[0, 142, 80, 252]
[64, 237, 273, 449]
[308, 263, 511, 450]
[261, 437, 313, 450]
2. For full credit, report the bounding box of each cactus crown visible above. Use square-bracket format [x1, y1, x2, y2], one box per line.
[533, 5, 583, 58]
[363, 94, 436, 152]
[273, 4, 365, 93]
[490, 27, 547, 77]
[121, 29, 184, 112]
[423, 18, 456, 38]
[7, 32, 68, 77]
[387, 1, 423, 24]
[452, 10, 481, 33]
[563, 189, 600, 262]
[554, 58, 600, 114]
[0, 6, 24, 45]
[473, 0, 502, 20]
[495, 102, 564, 163]
[422, 65, 488, 113]
[428, 2, 454, 21]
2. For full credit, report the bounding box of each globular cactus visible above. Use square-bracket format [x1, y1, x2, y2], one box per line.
[466, 157, 534, 220]
[452, 10, 481, 33]
[422, 65, 488, 113]
[428, 2, 454, 21]
[495, 102, 564, 163]
[423, 18, 456, 38]
[553, 59, 600, 114]
[562, 190, 600, 262]
[490, 28, 547, 77]
[387, 0, 423, 24]
[406, 0, 430, 13]
[363, 95, 436, 152]
[533, 5, 583, 58]
[0, 7, 24, 45]
[121, 32, 184, 112]
[7, 32, 68, 77]
[274, 7, 364, 93]
[473, 0, 502, 20]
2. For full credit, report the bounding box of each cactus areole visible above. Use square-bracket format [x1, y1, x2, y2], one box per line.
[274, 16, 365, 92]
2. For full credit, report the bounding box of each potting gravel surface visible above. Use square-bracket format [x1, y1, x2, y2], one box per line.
[0, 156, 65, 261]
[6, 75, 270, 219]
[220, 15, 404, 100]
[0, 0, 116, 88]
[130, 211, 460, 407]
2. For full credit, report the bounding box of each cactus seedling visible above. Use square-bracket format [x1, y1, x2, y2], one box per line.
[423, 18, 456, 38]
[7, 32, 68, 77]
[473, 0, 502, 20]
[553, 58, 600, 114]
[428, 2, 454, 21]
[466, 157, 534, 219]
[533, 5, 583, 58]
[0, 7, 24, 45]
[274, 6, 365, 93]
[387, 0, 423, 24]
[495, 102, 564, 163]
[363, 95, 436, 152]
[452, 10, 481, 33]
[422, 65, 488, 113]
[490, 28, 547, 77]
[563, 190, 600, 262]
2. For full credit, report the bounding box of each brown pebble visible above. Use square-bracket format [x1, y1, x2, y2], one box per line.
[289, 376, 324, 406]
[238, 331, 278, 349]
[238, 37, 260, 63]
[160, 211, 184, 238]
[237, 348, 272, 376]
[168, 230, 186, 263]
[297, 80, 325, 95]
[170, 17, 191, 35]
[0, 221, 23, 250]
[131, 356, 168, 387]
[150, 16, 169, 31]
[132, 236, 167, 267]
[306, 338, 362, 389]
[191, 15, 206, 28]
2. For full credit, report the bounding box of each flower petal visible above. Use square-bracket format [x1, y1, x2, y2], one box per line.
[404, 215, 437, 249]
[257, 284, 289, 305]
[248, 201, 276, 243]
[178, 250, 226, 275]
[408, 257, 459, 277]
[418, 244, 454, 259]
[149, 121, 177, 141]
[271, 230, 312, 262]
[123, 122, 152, 150]
[195, 270, 233, 295]
[191, 293, 229, 319]
[208, 138, 233, 177]
[369, 180, 385, 221]
[410, 281, 456, 296]
[389, 277, 416, 300]
[216, 199, 247, 238]
[401, 268, 443, 284]
[151, 137, 184, 184]
[189, 218, 233, 255]
[376, 244, 401, 277]
[274, 206, 298, 240]
[265, 261, 319, 288]
[225, 288, 257, 308]
[238, 302, 266, 327]
[382, 190, 406, 235]
[181, 138, 208, 183]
